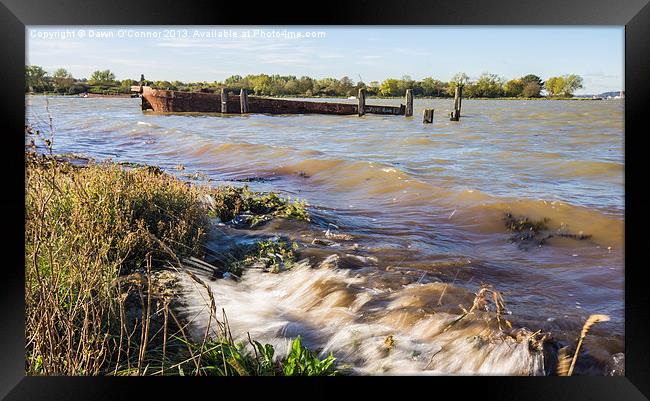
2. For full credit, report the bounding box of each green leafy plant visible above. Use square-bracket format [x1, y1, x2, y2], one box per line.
[180, 335, 336, 376]
[251, 340, 277, 375]
[208, 185, 309, 227]
[223, 238, 298, 275]
[250, 239, 299, 273]
[282, 336, 337, 376]
[188, 340, 260, 376]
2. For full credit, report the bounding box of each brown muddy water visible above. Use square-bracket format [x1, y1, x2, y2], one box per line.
[26, 95, 624, 375]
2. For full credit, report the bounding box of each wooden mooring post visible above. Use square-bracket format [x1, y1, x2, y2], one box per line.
[221, 88, 228, 113]
[423, 108, 434, 123]
[240, 89, 249, 114]
[405, 89, 413, 117]
[450, 86, 463, 121]
[358, 88, 366, 116]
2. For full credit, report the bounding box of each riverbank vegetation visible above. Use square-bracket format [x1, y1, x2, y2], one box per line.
[26, 65, 591, 98]
[25, 149, 333, 376]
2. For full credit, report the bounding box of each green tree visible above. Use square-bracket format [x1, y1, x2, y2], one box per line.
[420, 77, 446, 97]
[265, 75, 292, 95]
[353, 80, 366, 96]
[297, 76, 315, 95]
[379, 78, 402, 96]
[397, 75, 415, 95]
[283, 79, 301, 95]
[68, 82, 89, 95]
[153, 80, 175, 90]
[338, 76, 355, 96]
[314, 77, 339, 96]
[89, 70, 116, 85]
[545, 75, 582, 97]
[224, 75, 243, 87]
[544, 76, 564, 96]
[447, 73, 470, 96]
[521, 74, 544, 88]
[562, 74, 584, 97]
[473, 73, 504, 97]
[50, 68, 75, 94]
[25, 65, 50, 93]
[221, 75, 244, 90]
[249, 74, 272, 95]
[463, 82, 479, 98]
[519, 74, 543, 97]
[366, 81, 380, 96]
[521, 82, 542, 98]
[503, 78, 524, 97]
[120, 79, 136, 93]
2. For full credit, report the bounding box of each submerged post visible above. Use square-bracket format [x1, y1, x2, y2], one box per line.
[450, 86, 463, 121]
[423, 108, 434, 123]
[221, 88, 228, 113]
[358, 88, 366, 117]
[240, 89, 249, 114]
[137, 74, 146, 111]
[405, 89, 413, 117]
[138, 74, 145, 111]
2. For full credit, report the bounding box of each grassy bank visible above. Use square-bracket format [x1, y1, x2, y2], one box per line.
[25, 151, 335, 376]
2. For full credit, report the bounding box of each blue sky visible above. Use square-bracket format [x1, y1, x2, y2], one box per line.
[27, 26, 624, 94]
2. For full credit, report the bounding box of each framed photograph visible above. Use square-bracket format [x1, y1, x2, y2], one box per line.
[2, 0, 649, 399]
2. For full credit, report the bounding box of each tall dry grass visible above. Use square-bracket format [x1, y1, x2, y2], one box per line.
[24, 151, 330, 376]
[25, 153, 209, 375]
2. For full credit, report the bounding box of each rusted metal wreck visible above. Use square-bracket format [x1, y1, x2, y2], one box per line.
[131, 85, 415, 117]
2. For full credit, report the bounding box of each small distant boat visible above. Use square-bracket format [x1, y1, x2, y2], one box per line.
[347, 96, 357, 100]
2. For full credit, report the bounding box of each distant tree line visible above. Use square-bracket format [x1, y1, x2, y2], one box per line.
[25, 65, 585, 98]
[25, 66, 139, 95]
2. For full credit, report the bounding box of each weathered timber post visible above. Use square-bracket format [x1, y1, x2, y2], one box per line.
[405, 89, 413, 117]
[138, 74, 145, 111]
[450, 86, 463, 121]
[358, 88, 366, 117]
[240, 89, 249, 114]
[423, 108, 434, 123]
[138, 74, 146, 111]
[221, 88, 228, 113]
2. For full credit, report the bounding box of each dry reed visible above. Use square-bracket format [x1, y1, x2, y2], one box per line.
[564, 314, 610, 376]
[25, 153, 209, 375]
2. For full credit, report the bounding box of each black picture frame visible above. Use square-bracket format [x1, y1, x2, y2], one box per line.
[2, 0, 649, 399]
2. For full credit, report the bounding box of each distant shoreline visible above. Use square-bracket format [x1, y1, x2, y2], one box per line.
[27, 93, 611, 101]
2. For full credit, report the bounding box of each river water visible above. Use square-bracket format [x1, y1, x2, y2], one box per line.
[26, 95, 624, 375]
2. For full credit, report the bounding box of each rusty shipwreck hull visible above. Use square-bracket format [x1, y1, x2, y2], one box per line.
[134, 86, 406, 116]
